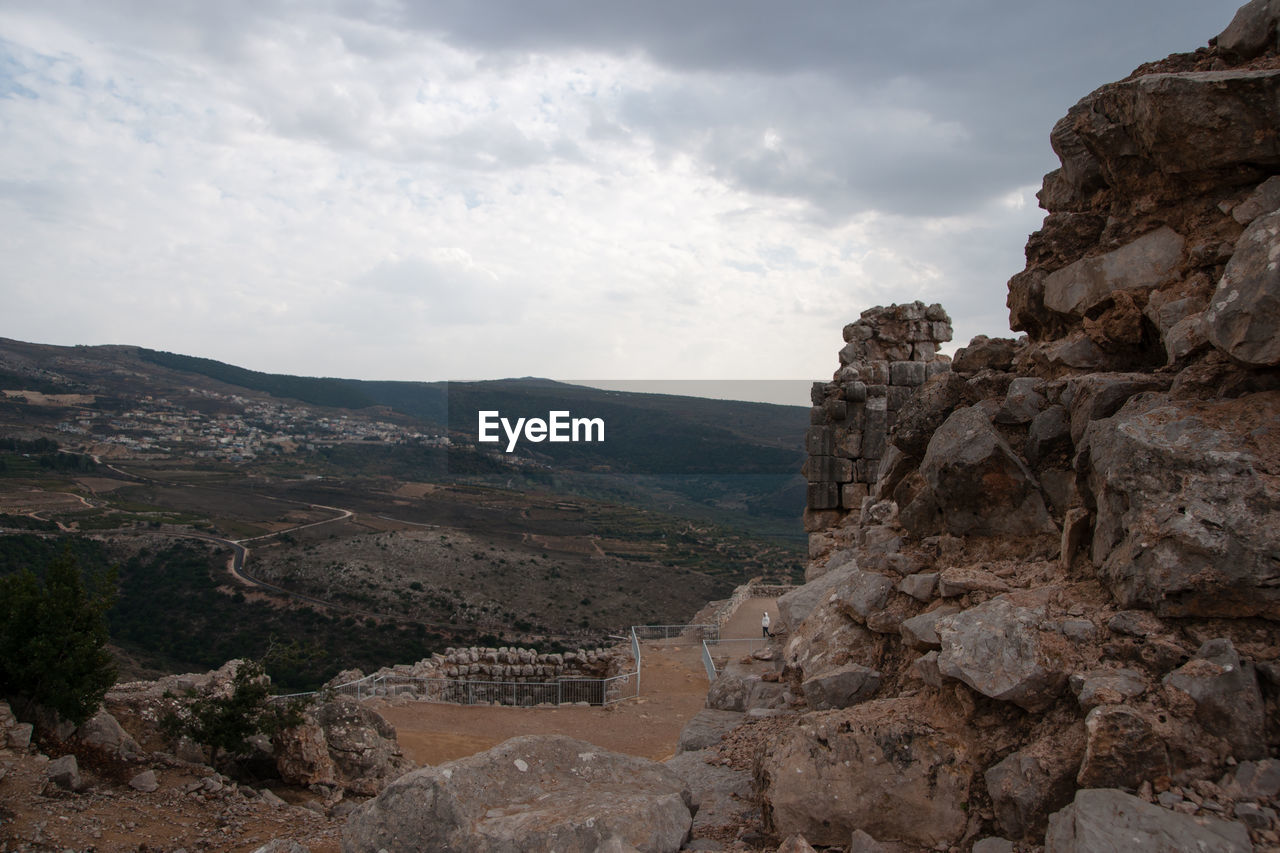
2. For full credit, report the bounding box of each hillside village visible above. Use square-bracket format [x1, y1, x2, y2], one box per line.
[1, 385, 448, 462]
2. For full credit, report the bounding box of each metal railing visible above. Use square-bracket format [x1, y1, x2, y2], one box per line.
[631, 623, 719, 642]
[700, 636, 772, 682]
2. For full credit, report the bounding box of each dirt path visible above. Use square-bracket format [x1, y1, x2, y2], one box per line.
[723, 597, 780, 639]
[375, 638, 713, 765]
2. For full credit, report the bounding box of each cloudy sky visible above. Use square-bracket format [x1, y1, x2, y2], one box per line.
[0, 1, 1240, 400]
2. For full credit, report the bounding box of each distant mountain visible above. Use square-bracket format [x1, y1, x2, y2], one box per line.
[0, 337, 809, 532]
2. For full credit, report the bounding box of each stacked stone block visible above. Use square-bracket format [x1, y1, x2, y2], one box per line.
[804, 301, 952, 531]
[378, 644, 621, 683]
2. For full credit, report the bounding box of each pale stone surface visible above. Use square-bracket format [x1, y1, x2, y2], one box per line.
[129, 769, 159, 792]
[801, 663, 881, 710]
[1082, 392, 1280, 618]
[777, 561, 861, 630]
[898, 605, 960, 650]
[276, 697, 412, 796]
[1205, 209, 1280, 366]
[1045, 788, 1253, 852]
[936, 596, 1067, 712]
[46, 754, 84, 791]
[343, 735, 691, 853]
[1069, 668, 1146, 710]
[663, 749, 752, 838]
[1043, 227, 1184, 317]
[676, 709, 744, 753]
[76, 709, 140, 758]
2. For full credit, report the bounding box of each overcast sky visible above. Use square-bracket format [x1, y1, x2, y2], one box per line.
[0, 1, 1241, 401]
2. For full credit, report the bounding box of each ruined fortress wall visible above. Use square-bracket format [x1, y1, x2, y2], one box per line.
[803, 301, 952, 532]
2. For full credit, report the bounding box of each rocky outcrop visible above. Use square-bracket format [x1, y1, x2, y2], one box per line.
[773, 4, 1280, 850]
[1080, 391, 1280, 618]
[342, 735, 691, 853]
[275, 697, 412, 796]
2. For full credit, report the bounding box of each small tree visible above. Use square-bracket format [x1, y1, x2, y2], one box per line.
[161, 659, 303, 770]
[0, 549, 117, 726]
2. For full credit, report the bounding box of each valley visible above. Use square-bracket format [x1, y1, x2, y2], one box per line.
[0, 338, 806, 692]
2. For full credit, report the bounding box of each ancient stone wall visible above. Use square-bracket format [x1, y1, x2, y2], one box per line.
[803, 301, 952, 532]
[358, 644, 625, 685]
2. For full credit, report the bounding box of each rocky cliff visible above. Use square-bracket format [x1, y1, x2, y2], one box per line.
[779, 2, 1280, 849]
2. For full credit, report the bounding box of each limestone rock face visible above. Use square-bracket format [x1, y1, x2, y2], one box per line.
[342, 735, 692, 853]
[757, 699, 973, 848]
[936, 595, 1068, 712]
[1081, 392, 1280, 618]
[891, 372, 977, 458]
[1044, 227, 1185, 318]
[917, 407, 1055, 537]
[1045, 788, 1253, 852]
[791, 8, 1280, 848]
[1060, 69, 1280, 199]
[777, 560, 861, 630]
[1205, 209, 1280, 365]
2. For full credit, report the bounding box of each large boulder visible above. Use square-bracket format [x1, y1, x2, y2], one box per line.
[783, 594, 876, 686]
[676, 709, 744, 753]
[984, 730, 1083, 841]
[935, 595, 1069, 712]
[75, 709, 141, 759]
[1076, 705, 1169, 789]
[276, 697, 412, 796]
[663, 749, 753, 839]
[1217, 0, 1280, 60]
[801, 663, 881, 710]
[891, 372, 977, 457]
[758, 698, 974, 848]
[705, 667, 758, 713]
[1080, 391, 1280, 618]
[1045, 788, 1253, 852]
[343, 735, 691, 853]
[1205, 209, 1280, 366]
[777, 560, 862, 630]
[915, 407, 1055, 538]
[1163, 639, 1266, 760]
[1067, 69, 1280, 195]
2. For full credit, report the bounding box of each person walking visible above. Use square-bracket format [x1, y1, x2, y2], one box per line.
[761, 610, 771, 639]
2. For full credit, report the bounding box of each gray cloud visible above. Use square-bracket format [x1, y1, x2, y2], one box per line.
[0, 0, 1250, 390]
